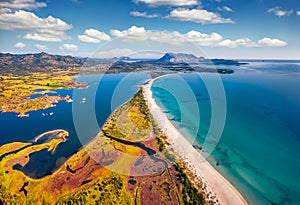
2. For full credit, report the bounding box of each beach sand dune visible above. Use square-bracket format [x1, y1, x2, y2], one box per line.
[142, 77, 247, 205]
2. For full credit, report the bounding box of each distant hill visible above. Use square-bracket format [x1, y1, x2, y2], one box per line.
[0, 52, 240, 75]
[0, 52, 84, 74]
[115, 52, 241, 74]
[108, 59, 194, 72]
[157, 53, 200, 63]
[157, 52, 245, 66]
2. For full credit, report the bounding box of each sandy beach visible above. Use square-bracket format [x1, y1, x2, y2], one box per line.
[142, 76, 248, 205]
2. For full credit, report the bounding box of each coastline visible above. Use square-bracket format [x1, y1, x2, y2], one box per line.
[142, 76, 248, 205]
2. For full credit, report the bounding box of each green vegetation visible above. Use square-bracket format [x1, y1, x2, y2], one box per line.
[175, 163, 205, 205]
[156, 135, 165, 152]
[0, 87, 206, 205]
[0, 71, 86, 116]
[102, 89, 152, 142]
[0, 130, 69, 204]
[56, 174, 132, 205]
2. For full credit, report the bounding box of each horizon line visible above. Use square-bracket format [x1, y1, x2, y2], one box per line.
[1, 51, 300, 61]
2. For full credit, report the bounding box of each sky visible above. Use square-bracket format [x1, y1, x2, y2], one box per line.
[0, 0, 299, 59]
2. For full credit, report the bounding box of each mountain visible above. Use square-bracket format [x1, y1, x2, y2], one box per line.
[128, 52, 237, 73]
[157, 53, 200, 63]
[0, 52, 84, 74]
[157, 52, 245, 66]
[0, 52, 239, 75]
[108, 59, 194, 72]
[107, 53, 236, 73]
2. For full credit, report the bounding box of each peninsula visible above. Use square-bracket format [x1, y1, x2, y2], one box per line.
[0, 87, 207, 204]
[0, 76, 248, 204]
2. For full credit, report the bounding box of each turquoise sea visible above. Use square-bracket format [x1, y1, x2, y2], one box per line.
[1, 62, 299, 204]
[151, 61, 300, 205]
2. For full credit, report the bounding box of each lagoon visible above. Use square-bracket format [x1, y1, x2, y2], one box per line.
[0, 72, 150, 178]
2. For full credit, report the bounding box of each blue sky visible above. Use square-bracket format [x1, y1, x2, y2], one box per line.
[0, 0, 299, 59]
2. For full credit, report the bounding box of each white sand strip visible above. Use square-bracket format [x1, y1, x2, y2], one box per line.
[142, 77, 247, 205]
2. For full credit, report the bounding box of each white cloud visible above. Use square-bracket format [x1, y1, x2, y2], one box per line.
[0, 0, 46, 10]
[130, 11, 159, 18]
[78, 28, 111, 43]
[166, 8, 234, 24]
[110, 26, 222, 46]
[111, 26, 288, 48]
[59, 43, 78, 51]
[217, 38, 256, 48]
[111, 26, 149, 41]
[297, 11, 300, 16]
[24, 31, 69, 42]
[268, 7, 293, 17]
[0, 10, 71, 31]
[14, 42, 26, 49]
[183, 30, 223, 46]
[133, 0, 198, 6]
[257, 38, 287, 47]
[0, 9, 72, 42]
[34, 44, 49, 50]
[219, 6, 233, 12]
[217, 37, 287, 48]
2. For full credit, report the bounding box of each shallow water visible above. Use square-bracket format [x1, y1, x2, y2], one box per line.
[1, 64, 299, 204]
[152, 62, 300, 205]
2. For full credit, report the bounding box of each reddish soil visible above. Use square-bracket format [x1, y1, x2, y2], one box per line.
[139, 169, 179, 205]
[45, 148, 120, 195]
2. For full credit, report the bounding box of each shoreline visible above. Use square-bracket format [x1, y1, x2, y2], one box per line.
[142, 76, 248, 205]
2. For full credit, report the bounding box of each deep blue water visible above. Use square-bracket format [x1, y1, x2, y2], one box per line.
[151, 62, 300, 205]
[0, 72, 150, 177]
[1, 63, 300, 204]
